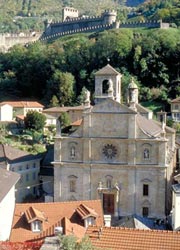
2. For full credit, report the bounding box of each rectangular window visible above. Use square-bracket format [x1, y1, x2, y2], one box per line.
[143, 184, 149, 196]
[70, 179, 76, 192]
[31, 220, 41, 232]
[142, 207, 149, 217]
[26, 174, 29, 181]
[32, 172, 36, 180]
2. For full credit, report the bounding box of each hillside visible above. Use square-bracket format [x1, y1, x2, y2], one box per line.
[0, 0, 147, 33]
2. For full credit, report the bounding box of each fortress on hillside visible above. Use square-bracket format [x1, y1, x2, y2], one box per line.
[0, 7, 169, 51]
[40, 7, 169, 41]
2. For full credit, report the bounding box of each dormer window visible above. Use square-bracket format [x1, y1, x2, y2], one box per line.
[25, 206, 45, 233]
[31, 220, 42, 232]
[84, 217, 95, 228]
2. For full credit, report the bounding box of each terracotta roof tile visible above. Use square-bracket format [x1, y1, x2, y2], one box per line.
[25, 207, 46, 223]
[76, 204, 98, 219]
[86, 226, 180, 250]
[10, 200, 103, 243]
[71, 119, 82, 126]
[0, 101, 44, 108]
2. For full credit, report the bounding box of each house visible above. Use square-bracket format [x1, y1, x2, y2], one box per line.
[39, 145, 54, 202]
[0, 101, 44, 121]
[86, 225, 180, 250]
[170, 97, 180, 122]
[171, 173, 180, 231]
[10, 200, 103, 242]
[0, 144, 42, 202]
[53, 64, 176, 220]
[0, 168, 19, 241]
[43, 105, 85, 123]
[0, 103, 13, 121]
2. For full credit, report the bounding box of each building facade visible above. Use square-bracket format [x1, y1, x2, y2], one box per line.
[0, 168, 19, 241]
[170, 97, 180, 122]
[0, 144, 41, 202]
[53, 64, 176, 219]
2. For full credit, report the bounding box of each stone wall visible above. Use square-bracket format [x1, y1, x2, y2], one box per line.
[0, 32, 41, 52]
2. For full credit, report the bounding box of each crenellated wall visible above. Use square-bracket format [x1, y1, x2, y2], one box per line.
[40, 23, 114, 42]
[0, 8, 169, 51]
[41, 10, 117, 38]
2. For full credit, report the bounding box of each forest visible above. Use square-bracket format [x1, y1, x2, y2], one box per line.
[0, 27, 179, 112]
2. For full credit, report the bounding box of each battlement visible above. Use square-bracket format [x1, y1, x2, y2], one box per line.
[40, 23, 113, 42]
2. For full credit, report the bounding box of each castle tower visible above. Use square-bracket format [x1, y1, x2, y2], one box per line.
[102, 10, 117, 25]
[62, 7, 79, 21]
[94, 64, 122, 104]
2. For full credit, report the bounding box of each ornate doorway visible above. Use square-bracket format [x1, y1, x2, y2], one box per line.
[103, 193, 114, 215]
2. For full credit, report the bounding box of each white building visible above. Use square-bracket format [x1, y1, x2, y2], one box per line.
[0, 168, 19, 241]
[0, 103, 13, 121]
[0, 144, 41, 202]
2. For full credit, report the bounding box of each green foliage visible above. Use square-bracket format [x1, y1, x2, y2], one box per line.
[0, 27, 179, 110]
[59, 235, 94, 250]
[24, 111, 46, 132]
[59, 112, 71, 129]
[46, 70, 75, 106]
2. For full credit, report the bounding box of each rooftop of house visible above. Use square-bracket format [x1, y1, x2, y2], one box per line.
[43, 105, 85, 113]
[0, 168, 19, 202]
[0, 101, 44, 108]
[10, 200, 103, 243]
[86, 225, 180, 250]
[0, 144, 42, 164]
[170, 97, 180, 103]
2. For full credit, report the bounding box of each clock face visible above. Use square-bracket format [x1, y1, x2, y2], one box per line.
[102, 144, 117, 159]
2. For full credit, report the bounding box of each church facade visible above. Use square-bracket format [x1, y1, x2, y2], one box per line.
[53, 64, 176, 219]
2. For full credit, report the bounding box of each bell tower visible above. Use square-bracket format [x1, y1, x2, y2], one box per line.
[94, 64, 122, 104]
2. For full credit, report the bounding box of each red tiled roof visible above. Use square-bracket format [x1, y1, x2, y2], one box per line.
[25, 207, 46, 223]
[10, 200, 103, 243]
[86, 226, 180, 250]
[0, 101, 44, 108]
[16, 115, 25, 120]
[71, 119, 82, 126]
[76, 204, 98, 219]
[0, 242, 41, 250]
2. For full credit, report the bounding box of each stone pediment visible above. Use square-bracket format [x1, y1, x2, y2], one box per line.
[92, 99, 136, 114]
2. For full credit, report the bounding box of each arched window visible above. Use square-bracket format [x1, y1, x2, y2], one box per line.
[70, 146, 75, 158]
[144, 148, 149, 159]
[102, 80, 109, 94]
[105, 175, 113, 189]
[68, 175, 78, 192]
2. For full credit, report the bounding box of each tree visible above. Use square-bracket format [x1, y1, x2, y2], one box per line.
[59, 112, 71, 129]
[24, 111, 46, 132]
[59, 235, 94, 250]
[46, 70, 75, 106]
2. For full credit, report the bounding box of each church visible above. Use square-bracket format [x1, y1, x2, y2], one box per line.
[53, 64, 176, 219]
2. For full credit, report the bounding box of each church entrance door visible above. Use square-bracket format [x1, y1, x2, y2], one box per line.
[103, 193, 114, 215]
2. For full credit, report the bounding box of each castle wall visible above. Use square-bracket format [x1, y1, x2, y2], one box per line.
[0, 33, 41, 52]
